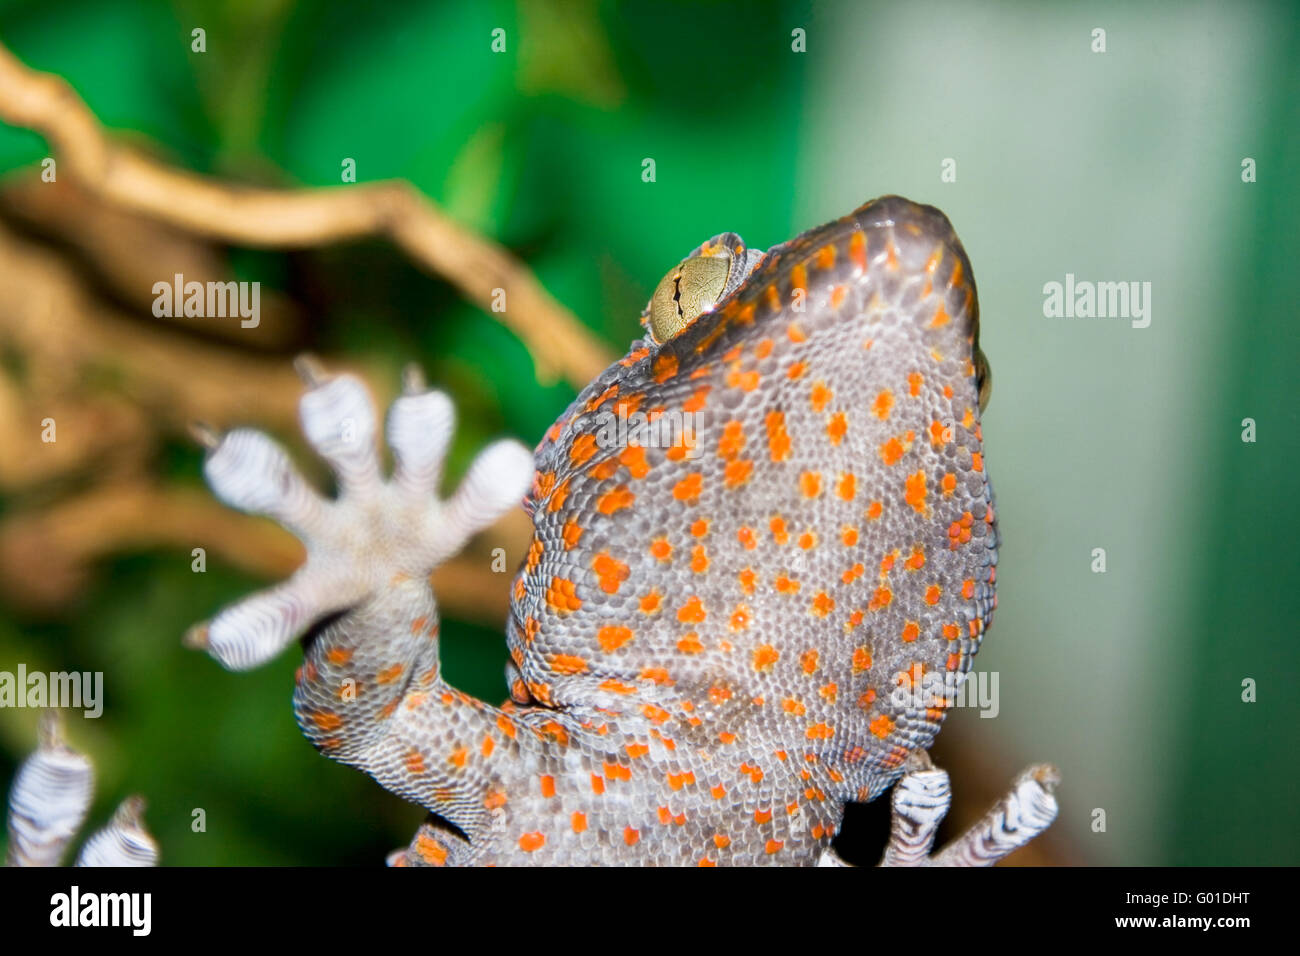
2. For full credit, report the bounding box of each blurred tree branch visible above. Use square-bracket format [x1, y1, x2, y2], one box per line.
[0, 40, 613, 387]
[0, 40, 552, 621]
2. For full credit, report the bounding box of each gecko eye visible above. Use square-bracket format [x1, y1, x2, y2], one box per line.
[643, 232, 761, 345]
[975, 347, 993, 413]
[647, 255, 731, 343]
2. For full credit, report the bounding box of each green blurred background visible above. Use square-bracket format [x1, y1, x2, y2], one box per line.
[0, 0, 1296, 865]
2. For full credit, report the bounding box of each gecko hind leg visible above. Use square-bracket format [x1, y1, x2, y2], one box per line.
[819, 754, 1060, 867]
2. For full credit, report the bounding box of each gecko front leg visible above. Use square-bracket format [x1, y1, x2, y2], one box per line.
[186, 360, 547, 853]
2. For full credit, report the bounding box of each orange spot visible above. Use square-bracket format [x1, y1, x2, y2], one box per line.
[677, 633, 704, 654]
[673, 473, 704, 502]
[449, 747, 468, 768]
[683, 385, 711, 413]
[724, 458, 754, 487]
[544, 577, 582, 613]
[569, 433, 597, 466]
[677, 595, 707, 624]
[866, 500, 883, 520]
[901, 621, 920, 643]
[571, 812, 588, 833]
[787, 360, 807, 380]
[765, 411, 791, 461]
[806, 722, 834, 740]
[653, 353, 678, 383]
[790, 263, 808, 293]
[518, 831, 546, 852]
[690, 545, 710, 574]
[753, 644, 779, 671]
[415, 833, 449, 866]
[598, 626, 633, 652]
[562, 518, 584, 549]
[811, 592, 835, 617]
[801, 650, 819, 674]
[727, 368, 761, 392]
[810, 381, 833, 412]
[639, 591, 662, 614]
[540, 775, 556, 798]
[880, 437, 906, 466]
[738, 567, 757, 594]
[905, 471, 927, 513]
[799, 471, 822, 498]
[841, 525, 860, 546]
[765, 839, 784, 855]
[869, 714, 895, 738]
[836, 473, 856, 501]
[830, 284, 847, 309]
[775, 574, 801, 594]
[618, 445, 650, 479]
[770, 515, 789, 545]
[931, 304, 950, 328]
[597, 485, 635, 515]
[593, 551, 630, 594]
[872, 389, 894, 420]
[326, 647, 353, 665]
[827, 412, 848, 445]
[585, 383, 620, 412]
[849, 230, 867, 269]
[869, 587, 893, 611]
[717, 421, 746, 460]
[650, 537, 672, 561]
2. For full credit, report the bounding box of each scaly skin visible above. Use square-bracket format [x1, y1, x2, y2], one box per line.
[190, 196, 1032, 866]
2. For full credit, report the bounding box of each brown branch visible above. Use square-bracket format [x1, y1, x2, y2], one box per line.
[0, 41, 614, 388]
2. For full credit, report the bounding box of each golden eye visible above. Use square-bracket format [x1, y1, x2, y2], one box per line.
[642, 232, 761, 345]
[647, 254, 732, 344]
[974, 347, 993, 413]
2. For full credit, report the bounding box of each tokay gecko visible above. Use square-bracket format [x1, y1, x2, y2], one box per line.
[186, 196, 1059, 866]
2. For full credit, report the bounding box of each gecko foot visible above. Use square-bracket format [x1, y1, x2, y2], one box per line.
[185, 358, 533, 671]
[5, 711, 158, 867]
[818, 755, 1060, 867]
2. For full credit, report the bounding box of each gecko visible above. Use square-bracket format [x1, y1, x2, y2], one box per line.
[185, 195, 1058, 866]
